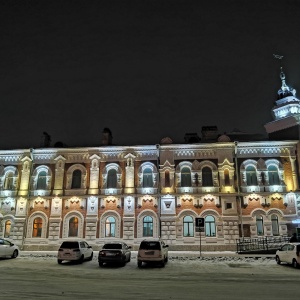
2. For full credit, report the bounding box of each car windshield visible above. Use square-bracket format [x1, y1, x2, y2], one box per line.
[60, 241, 79, 248]
[103, 244, 122, 249]
[140, 241, 161, 250]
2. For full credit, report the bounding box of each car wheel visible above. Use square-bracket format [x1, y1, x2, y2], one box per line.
[88, 252, 93, 261]
[127, 255, 131, 263]
[276, 256, 281, 265]
[11, 250, 18, 259]
[57, 259, 63, 264]
[164, 256, 168, 263]
[137, 261, 142, 268]
[99, 261, 104, 267]
[292, 259, 299, 269]
[79, 255, 84, 264]
[161, 260, 165, 267]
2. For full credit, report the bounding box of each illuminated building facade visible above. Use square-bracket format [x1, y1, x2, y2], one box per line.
[1, 69, 300, 251]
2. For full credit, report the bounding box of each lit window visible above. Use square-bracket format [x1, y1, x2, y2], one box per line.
[143, 216, 153, 237]
[271, 214, 279, 236]
[183, 216, 194, 237]
[105, 216, 116, 237]
[202, 167, 213, 186]
[107, 169, 117, 188]
[246, 166, 258, 185]
[4, 220, 11, 238]
[33, 217, 43, 238]
[37, 171, 47, 189]
[143, 168, 153, 188]
[224, 169, 230, 186]
[205, 216, 216, 237]
[256, 216, 264, 236]
[68, 217, 78, 237]
[181, 167, 191, 187]
[71, 170, 82, 189]
[165, 170, 170, 187]
[268, 166, 280, 185]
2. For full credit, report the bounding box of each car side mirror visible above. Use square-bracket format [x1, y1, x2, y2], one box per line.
[11, 243, 14, 246]
[165, 245, 169, 248]
[88, 246, 92, 249]
[128, 246, 132, 249]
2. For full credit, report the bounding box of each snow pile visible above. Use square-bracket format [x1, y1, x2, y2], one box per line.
[19, 250, 276, 264]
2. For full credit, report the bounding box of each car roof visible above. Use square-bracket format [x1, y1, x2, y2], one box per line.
[103, 242, 124, 244]
[60, 240, 87, 243]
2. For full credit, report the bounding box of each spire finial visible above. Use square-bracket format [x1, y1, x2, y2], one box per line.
[273, 54, 297, 98]
[273, 54, 287, 89]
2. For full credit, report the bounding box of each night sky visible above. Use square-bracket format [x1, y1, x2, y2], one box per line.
[1, 0, 300, 150]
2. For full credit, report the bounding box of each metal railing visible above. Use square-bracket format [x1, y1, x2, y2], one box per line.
[236, 236, 290, 254]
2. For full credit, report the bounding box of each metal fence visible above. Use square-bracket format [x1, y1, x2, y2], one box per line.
[236, 236, 290, 254]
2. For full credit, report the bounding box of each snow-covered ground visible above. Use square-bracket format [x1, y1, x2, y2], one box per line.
[19, 250, 276, 265]
[3, 250, 298, 300]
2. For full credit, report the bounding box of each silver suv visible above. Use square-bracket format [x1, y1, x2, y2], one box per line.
[275, 242, 300, 268]
[57, 240, 93, 264]
[137, 239, 169, 268]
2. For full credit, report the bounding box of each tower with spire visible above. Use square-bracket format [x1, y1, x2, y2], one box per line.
[265, 67, 300, 140]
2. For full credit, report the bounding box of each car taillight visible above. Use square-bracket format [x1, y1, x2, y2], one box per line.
[73, 249, 80, 252]
[116, 251, 121, 256]
[99, 251, 105, 256]
[58, 248, 63, 252]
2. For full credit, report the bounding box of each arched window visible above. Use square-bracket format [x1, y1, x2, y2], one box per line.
[246, 166, 257, 185]
[69, 217, 78, 237]
[4, 172, 14, 190]
[224, 169, 230, 186]
[33, 217, 43, 238]
[37, 171, 47, 189]
[202, 167, 213, 186]
[181, 167, 191, 187]
[143, 168, 153, 188]
[256, 216, 264, 236]
[71, 170, 82, 189]
[271, 214, 279, 236]
[268, 166, 280, 185]
[107, 169, 117, 188]
[165, 170, 170, 187]
[183, 216, 194, 237]
[105, 216, 116, 237]
[143, 216, 153, 237]
[4, 220, 11, 238]
[205, 216, 216, 237]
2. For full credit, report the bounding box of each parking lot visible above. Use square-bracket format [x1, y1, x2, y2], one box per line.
[1, 251, 299, 299]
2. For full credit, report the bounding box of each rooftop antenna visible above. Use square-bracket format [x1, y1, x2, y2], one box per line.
[273, 53, 284, 68]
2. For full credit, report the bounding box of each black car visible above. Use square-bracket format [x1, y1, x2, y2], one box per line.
[98, 242, 131, 267]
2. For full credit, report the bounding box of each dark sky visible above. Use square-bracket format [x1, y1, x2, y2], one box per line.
[1, 0, 300, 149]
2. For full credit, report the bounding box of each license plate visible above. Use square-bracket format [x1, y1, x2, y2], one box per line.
[106, 253, 114, 256]
[145, 251, 154, 255]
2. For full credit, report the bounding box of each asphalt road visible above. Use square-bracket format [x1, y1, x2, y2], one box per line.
[1, 254, 299, 300]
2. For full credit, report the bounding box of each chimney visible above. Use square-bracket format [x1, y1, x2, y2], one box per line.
[41, 132, 51, 148]
[102, 128, 113, 145]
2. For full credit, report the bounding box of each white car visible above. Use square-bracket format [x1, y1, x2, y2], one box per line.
[275, 243, 300, 268]
[0, 238, 19, 259]
[57, 240, 93, 264]
[137, 239, 169, 268]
